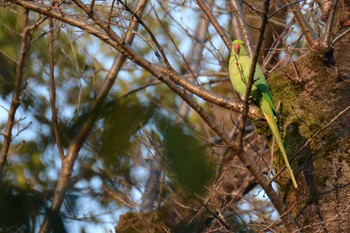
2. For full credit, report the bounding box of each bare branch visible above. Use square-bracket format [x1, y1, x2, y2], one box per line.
[8, 0, 260, 118]
[262, 18, 295, 70]
[283, 0, 317, 46]
[332, 27, 350, 45]
[7, 2, 298, 230]
[237, 0, 270, 149]
[235, 0, 299, 230]
[163, 1, 298, 230]
[195, 0, 232, 51]
[88, 0, 95, 16]
[268, 0, 303, 19]
[323, 0, 340, 46]
[39, 0, 149, 232]
[178, 56, 298, 232]
[140, 127, 162, 212]
[168, 0, 214, 120]
[229, 0, 254, 56]
[0, 9, 30, 176]
[107, 0, 116, 27]
[115, 0, 172, 68]
[49, 12, 65, 160]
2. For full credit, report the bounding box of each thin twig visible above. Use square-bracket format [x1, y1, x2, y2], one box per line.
[332, 27, 350, 45]
[107, 0, 116, 27]
[139, 127, 162, 212]
[10, 120, 32, 140]
[198, 198, 233, 231]
[116, 0, 172, 68]
[237, 0, 270, 151]
[268, 22, 302, 82]
[283, 0, 317, 46]
[229, 0, 254, 56]
[0, 48, 17, 64]
[260, 202, 298, 232]
[195, 0, 232, 51]
[103, 186, 134, 209]
[242, 0, 263, 15]
[292, 104, 350, 160]
[323, 0, 340, 46]
[272, 104, 350, 182]
[152, 4, 199, 80]
[268, 0, 303, 19]
[49, 11, 65, 160]
[262, 18, 295, 70]
[301, 203, 350, 231]
[162, 0, 214, 119]
[116, 81, 161, 101]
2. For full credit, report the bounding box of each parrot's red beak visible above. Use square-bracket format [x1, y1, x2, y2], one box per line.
[234, 44, 240, 54]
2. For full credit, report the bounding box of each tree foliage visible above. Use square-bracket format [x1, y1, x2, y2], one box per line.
[1, 0, 350, 232]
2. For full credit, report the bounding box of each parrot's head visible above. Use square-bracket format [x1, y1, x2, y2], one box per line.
[231, 40, 248, 57]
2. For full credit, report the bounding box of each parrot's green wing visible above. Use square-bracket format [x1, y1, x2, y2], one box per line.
[229, 40, 298, 188]
[229, 41, 272, 108]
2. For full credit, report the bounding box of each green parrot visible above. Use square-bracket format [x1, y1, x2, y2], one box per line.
[229, 39, 298, 188]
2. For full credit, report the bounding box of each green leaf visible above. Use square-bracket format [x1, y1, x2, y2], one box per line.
[165, 125, 211, 194]
[102, 100, 155, 155]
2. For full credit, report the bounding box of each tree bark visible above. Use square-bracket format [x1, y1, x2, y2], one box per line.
[270, 34, 350, 232]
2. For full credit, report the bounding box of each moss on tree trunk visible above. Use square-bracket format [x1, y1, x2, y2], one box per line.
[268, 39, 350, 232]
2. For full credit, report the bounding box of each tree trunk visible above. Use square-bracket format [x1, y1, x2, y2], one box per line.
[271, 34, 350, 232]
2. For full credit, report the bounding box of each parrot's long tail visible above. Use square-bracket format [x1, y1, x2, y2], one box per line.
[261, 97, 298, 188]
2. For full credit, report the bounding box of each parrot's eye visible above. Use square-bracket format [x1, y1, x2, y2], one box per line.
[234, 44, 241, 54]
